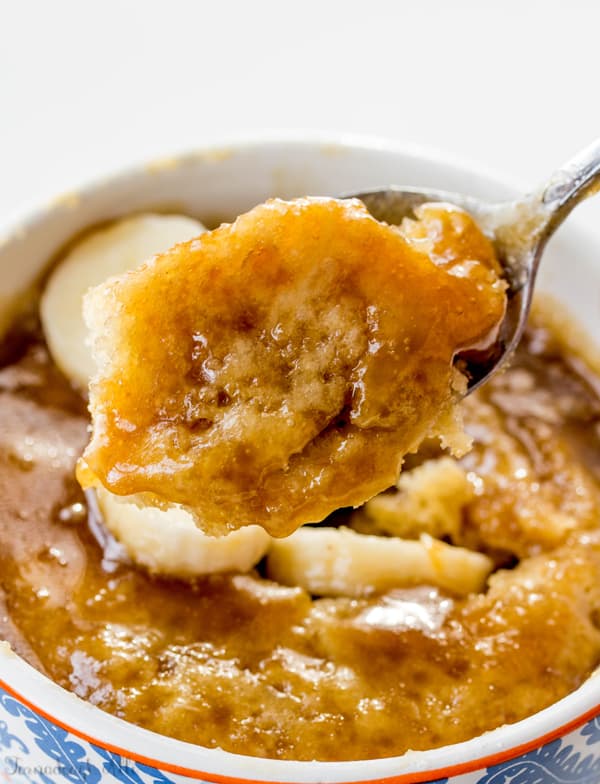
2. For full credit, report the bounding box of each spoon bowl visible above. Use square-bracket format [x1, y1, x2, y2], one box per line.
[348, 138, 600, 392]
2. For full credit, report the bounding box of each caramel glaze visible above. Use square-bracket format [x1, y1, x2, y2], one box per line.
[2, 321, 600, 761]
[80, 199, 506, 537]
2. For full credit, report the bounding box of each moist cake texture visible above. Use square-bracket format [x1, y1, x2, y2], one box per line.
[78, 198, 506, 537]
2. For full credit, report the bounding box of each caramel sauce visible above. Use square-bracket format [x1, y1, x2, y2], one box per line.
[2, 316, 600, 760]
[79, 199, 506, 537]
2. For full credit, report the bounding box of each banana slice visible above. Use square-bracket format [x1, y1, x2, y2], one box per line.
[266, 527, 493, 597]
[41, 213, 205, 388]
[95, 486, 270, 578]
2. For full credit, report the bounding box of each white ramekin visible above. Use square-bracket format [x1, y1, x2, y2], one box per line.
[1, 136, 599, 784]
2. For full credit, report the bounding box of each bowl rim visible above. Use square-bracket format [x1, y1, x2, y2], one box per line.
[1, 134, 600, 782]
[2, 672, 600, 783]
[0, 130, 530, 244]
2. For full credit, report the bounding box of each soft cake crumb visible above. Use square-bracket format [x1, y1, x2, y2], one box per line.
[353, 457, 474, 540]
[78, 197, 506, 537]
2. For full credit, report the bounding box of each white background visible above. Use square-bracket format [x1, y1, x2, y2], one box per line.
[1, 0, 600, 233]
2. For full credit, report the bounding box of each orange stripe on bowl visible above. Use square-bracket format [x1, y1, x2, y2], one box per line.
[0, 677, 599, 784]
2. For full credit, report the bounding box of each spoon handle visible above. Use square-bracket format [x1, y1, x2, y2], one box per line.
[541, 138, 600, 233]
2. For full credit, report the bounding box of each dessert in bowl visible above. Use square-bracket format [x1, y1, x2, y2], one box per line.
[1, 138, 600, 784]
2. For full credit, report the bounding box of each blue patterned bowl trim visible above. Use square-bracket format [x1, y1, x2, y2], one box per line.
[1, 681, 600, 783]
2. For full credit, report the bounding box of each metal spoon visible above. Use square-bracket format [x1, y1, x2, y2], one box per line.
[347, 138, 600, 393]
